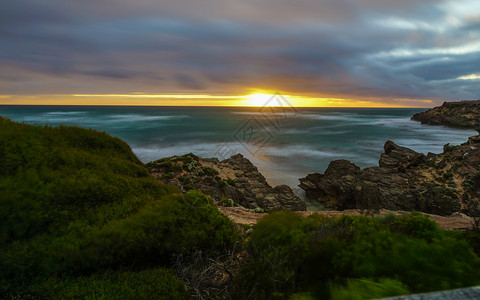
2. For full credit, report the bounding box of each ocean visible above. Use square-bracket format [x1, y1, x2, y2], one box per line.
[1, 105, 477, 203]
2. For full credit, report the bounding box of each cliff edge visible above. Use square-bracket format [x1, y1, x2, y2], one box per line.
[412, 100, 480, 129]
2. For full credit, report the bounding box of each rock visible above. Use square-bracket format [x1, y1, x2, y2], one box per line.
[324, 159, 361, 177]
[411, 100, 480, 129]
[148, 153, 306, 211]
[299, 136, 480, 216]
[299, 160, 360, 209]
[468, 135, 480, 144]
[379, 140, 426, 170]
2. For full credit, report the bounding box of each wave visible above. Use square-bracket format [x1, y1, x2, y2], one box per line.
[104, 114, 188, 123]
[231, 111, 369, 123]
[261, 144, 361, 160]
[45, 111, 86, 116]
[278, 127, 352, 135]
[297, 113, 366, 122]
[230, 111, 298, 117]
[19, 115, 87, 123]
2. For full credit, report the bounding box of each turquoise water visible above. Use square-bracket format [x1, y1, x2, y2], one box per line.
[1, 105, 476, 195]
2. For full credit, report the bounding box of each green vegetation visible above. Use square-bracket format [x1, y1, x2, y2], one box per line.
[2, 117, 480, 299]
[146, 158, 182, 175]
[226, 178, 239, 186]
[329, 278, 410, 300]
[220, 178, 238, 188]
[248, 207, 266, 213]
[0, 117, 238, 298]
[233, 211, 480, 299]
[197, 166, 219, 177]
[219, 198, 235, 207]
[29, 268, 189, 300]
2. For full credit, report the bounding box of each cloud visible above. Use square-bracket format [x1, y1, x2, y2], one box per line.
[175, 74, 205, 90]
[0, 0, 479, 105]
[458, 73, 480, 80]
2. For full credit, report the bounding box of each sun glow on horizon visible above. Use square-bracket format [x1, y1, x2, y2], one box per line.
[246, 93, 278, 107]
[0, 93, 433, 108]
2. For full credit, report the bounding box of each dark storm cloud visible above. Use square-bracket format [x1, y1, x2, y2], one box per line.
[1, 0, 479, 104]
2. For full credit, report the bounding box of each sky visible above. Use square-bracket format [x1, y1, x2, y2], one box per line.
[1, 0, 479, 107]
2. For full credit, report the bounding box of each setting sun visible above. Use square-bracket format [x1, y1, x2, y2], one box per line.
[246, 93, 276, 107]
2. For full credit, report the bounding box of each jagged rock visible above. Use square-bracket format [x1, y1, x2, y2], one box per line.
[148, 153, 306, 211]
[299, 137, 480, 216]
[300, 160, 360, 209]
[379, 140, 426, 170]
[411, 100, 480, 129]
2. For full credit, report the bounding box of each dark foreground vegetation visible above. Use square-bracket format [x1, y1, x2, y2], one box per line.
[237, 211, 480, 299]
[1, 116, 480, 299]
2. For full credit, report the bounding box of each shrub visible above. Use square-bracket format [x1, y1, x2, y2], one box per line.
[162, 172, 174, 179]
[0, 117, 239, 297]
[330, 278, 409, 300]
[381, 213, 440, 241]
[146, 159, 182, 174]
[233, 211, 480, 299]
[226, 178, 239, 186]
[198, 166, 218, 177]
[219, 198, 235, 207]
[29, 268, 189, 299]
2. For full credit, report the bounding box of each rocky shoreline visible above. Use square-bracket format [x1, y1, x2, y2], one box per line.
[412, 100, 480, 128]
[299, 134, 480, 216]
[147, 101, 480, 229]
[299, 100, 480, 219]
[147, 153, 307, 211]
[147, 134, 479, 229]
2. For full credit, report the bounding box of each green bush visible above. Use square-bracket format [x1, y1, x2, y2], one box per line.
[28, 268, 189, 300]
[219, 198, 235, 207]
[0, 117, 239, 297]
[198, 166, 218, 177]
[226, 178, 239, 186]
[234, 211, 480, 299]
[330, 278, 409, 300]
[146, 159, 182, 174]
[380, 212, 440, 241]
[445, 230, 480, 257]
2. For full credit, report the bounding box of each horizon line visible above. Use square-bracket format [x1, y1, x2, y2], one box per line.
[0, 103, 427, 109]
[0, 93, 435, 108]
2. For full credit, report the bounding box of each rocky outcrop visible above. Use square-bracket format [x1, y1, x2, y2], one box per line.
[299, 134, 480, 216]
[411, 100, 480, 129]
[148, 153, 306, 211]
[379, 140, 426, 170]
